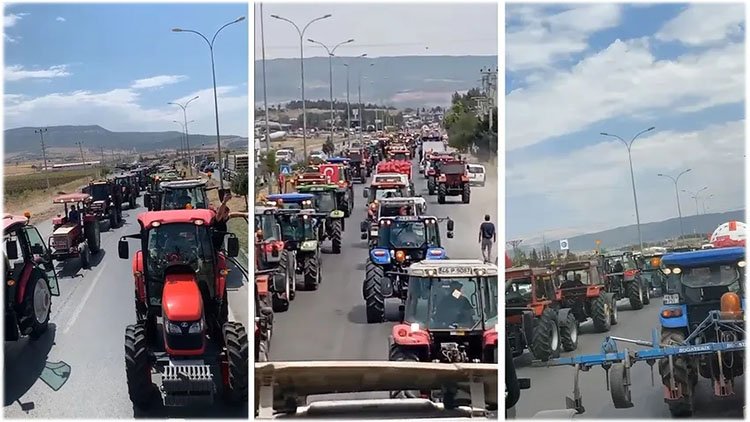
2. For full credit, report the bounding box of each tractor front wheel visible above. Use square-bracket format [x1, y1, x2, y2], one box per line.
[109, 209, 117, 229]
[223, 322, 249, 404]
[80, 243, 91, 269]
[559, 312, 579, 352]
[84, 220, 101, 253]
[462, 183, 470, 204]
[388, 345, 421, 398]
[130, 197, 136, 210]
[19, 270, 51, 339]
[659, 329, 695, 417]
[437, 183, 447, 204]
[591, 295, 612, 332]
[627, 281, 645, 310]
[530, 308, 560, 361]
[125, 324, 156, 408]
[363, 261, 386, 323]
[331, 220, 343, 254]
[428, 178, 436, 195]
[303, 255, 320, 290]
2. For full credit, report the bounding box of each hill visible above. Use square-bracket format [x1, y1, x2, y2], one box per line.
[4, 125, 246, 155]
[524, 210, 746, 252]
[254, 55, 498, 108]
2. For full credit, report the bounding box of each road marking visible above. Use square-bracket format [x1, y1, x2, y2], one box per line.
[63, 262, 108, 334]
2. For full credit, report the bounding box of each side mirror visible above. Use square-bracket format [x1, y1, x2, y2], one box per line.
[118, 239, 129, 259]
[447, 232, 454, 239]
[362, 188, 369, 198]
[5, 240, 18, 260]
[226, 236, 240, 258]
[447, 219, 455, 231]
[30, 244, 45, 256]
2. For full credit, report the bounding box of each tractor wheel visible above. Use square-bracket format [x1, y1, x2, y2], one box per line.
[80, 243, 91, 269]
[388, 345, 420, 398]
[363, 261, 386, 323]
[303, 255, 320, 290]
[530, 308, 560, 361]
[18, 270, 51, 340]
[279, 250, 294, 301]
[109, 209, 117, 229]
[462, 184, 470, 204]
[84, 220, 101, 253]
[125, 324, 156, 408]
[658, 329, 695, 417]
[627, 281, 645, 310]
[437, 183, 447, 204]
[342, 200, 351, 218]
[559, 312, 579, 352]
[223, 322, 249, 404]
[130, 197, 136, 210]
[591, 295, 612, 332]
[610, 294, 619, 325]
[428, 178, 435, 195]
[331, 220, 343, 254]
[642, 280, 651, 305]
[272, 290, 290, 313]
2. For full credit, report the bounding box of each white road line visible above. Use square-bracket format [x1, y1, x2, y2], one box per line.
[63, 262, 108, 334]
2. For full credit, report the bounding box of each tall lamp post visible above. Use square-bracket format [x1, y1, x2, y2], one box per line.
[657, 168, 691, 238]
[271, 13, 332, 162]
[703, 194, 714, 214]
[173, 119, 195, 158]
[358, 61, 374, 143]
[683, 186, 708, 216]
[601, 126, 655, 251]
[168, 95, 199, 174]
[308, 38, 354, 147]
[172, 16, 245, 190]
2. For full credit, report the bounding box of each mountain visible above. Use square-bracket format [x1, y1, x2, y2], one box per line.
[3, 125, 246, 155]
[523, 210, 746, 252]
[254, 55, 498, 108]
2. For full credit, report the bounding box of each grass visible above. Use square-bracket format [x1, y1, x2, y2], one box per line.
[5, 168, 101, 196]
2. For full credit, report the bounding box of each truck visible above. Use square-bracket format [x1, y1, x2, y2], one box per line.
[224, 154, 249, 181]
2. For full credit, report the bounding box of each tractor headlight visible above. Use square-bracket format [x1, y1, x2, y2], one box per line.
[672, 267, 682, 275]
[188, 320, 203, 334]
[166, 321, 182, 334]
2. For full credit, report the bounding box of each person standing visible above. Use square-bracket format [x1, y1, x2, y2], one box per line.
[479, 214, 496, 264]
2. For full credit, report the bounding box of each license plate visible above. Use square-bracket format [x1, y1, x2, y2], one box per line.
[663, 294, 680, 305]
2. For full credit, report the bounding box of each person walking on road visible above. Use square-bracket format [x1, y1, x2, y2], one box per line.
[479, 214, 496, 264]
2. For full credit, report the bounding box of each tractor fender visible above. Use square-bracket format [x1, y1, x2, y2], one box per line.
[483, 326, 498, 348]
[15, 262, 34, 305]
[255, 275, 270, 297]
[520, 310, 534, 347]
[659, 304, 688, 328]
[556, 308, 573, 327]
[391, 323, 430, 347]
[133, 251, 145, 303]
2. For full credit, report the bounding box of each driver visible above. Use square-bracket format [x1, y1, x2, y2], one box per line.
[395, 222, 421, 246]
[178, 193, 193, 208]
[434, 279, 475, 327]
[613, 259, 624, 273]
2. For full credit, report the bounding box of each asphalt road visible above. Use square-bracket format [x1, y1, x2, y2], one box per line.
[513, 299, 745, 418]
[268, 158, 498, 402]
[4, 196, 249, 418]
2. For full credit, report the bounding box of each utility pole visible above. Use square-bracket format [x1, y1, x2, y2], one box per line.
[260, 3, 272, 163]
[35, 127, 50, 189]
[76, 141, 86, 166]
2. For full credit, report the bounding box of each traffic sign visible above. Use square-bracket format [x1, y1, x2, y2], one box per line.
[560, 239, 569, 250]
[279, 164, 292, 175]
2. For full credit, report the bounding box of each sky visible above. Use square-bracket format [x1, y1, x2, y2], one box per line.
[4, 3, 249, 137]
[254, 3, 498, 59]
[505, 3, 745, 244]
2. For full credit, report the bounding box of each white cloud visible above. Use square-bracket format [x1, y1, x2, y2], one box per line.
[656, 4, 745, 46]
[506, 4, 622, 71]
[4, 34, 19, 43]
[130, 75, 188, 89]
[4, 12, 28, 28]
[5, 64, 72, 82]
[55, 16, 66, 22]
[507, 38, 744, 150]
[508, 120, 745, 234]
[4, 85, 248, 137]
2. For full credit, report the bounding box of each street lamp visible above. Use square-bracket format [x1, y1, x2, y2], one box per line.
[601, 126, 655, 251]
[657, 168, 691, 238]
[358, 61, 374, 142]
[271, 13, 332, 162]
[172, 16, 245, 189]
[342, 53, 367, 143]
[168, 96, 199, 174]
[308, 38, 354, 147]
[682, 186, 708, 216]
[172, 119, 195, 157]
[703, 194, 715, 214]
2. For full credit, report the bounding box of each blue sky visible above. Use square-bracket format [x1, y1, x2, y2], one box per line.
[4, 3, 248, 136]
[505, 3, 745, 245]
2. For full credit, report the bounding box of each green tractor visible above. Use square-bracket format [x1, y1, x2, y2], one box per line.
[295, 184, 346, 254]
[274, 209, 323, 291]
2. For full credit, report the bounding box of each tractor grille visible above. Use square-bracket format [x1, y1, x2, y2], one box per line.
[51, 236, 69, 251]
[161, 364, 215, 406]
[165, 332, 204, 351]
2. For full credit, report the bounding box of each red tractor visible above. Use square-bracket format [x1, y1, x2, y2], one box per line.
[425, 153, 455, 194]
[4, 213, 60, 341]
[49, 193, 102, 269]
[436, 159, 470, 204]
[117, 209, 247, 409]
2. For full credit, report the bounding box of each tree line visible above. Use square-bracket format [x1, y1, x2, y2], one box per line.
[443, 88, 497, 159]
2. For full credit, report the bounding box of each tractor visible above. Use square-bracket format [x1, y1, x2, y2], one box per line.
[346, 149, 369, 183]
[363, 173, 411, 207]
[83, 179, 123, 229]
[599, 251, 651, 309]
[295, 184, 345, 254]
[362, 215, 454, 323]
[637, 251, 667, 297]
[360, 197, 427, 248]
[255, 206, 295, 312]
[273, 209, 323, 291]
[264, 193, 315, 211]
[48, 194, 102, 269]
[145, 178, 217, 211]
[114, 172, 139, 210]
[425, 154, 455, 194]
[4, 213, 60, 341]
[554, 260, 618, 333]
[319, 159, 355, 217]
[387, 259, 498, 409]
[505, 266, 578, 361]
[117, 209, 247, 409]
[436, 159, 470, 204]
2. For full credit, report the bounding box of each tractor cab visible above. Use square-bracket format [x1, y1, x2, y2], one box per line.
[295, 184, 344, 215]
[318, 160, 354, 216]
[639, 252, 667, 297]
[254, 206, 284, 268]
[149, 179, 211, 211]
[369, 216, 453, 261]
[49, 194, 102, 267]
[364, 173, 411, 204]
[273, 209, 320, 250]
[114, 172, 139, 209]
[390, 260, 498, 364]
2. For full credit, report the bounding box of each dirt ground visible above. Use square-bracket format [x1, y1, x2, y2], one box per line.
[4, 176, 95, 222]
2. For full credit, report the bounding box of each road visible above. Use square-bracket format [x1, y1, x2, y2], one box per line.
[513, 299, 745, 418]
[268, 157, 498, 402]
[4, 196, 249, 418]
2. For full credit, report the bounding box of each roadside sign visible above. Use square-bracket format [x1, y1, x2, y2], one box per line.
[279, 164, 292, 175]
[560, 239, 569, 250]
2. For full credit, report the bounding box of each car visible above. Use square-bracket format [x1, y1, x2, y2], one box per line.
[309, 150, 328, 161]
[466, 163, 486, 187]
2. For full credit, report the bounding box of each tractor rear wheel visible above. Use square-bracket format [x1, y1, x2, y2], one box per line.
[363, 261, 386, 323]
[125, 324, 156, 408]
[331, 220, 342, 254]
[462, 184, 470, 203]
[437, 183, 447, 204]
[223, 322, 249, 404]
[80, 243, 91, 269]
[530, 308, 560, 361]
[303, 255, 320, 290]
[271, 272, 290, 313]
[341, 200, 351, 218]
[642, 280, 651, 305]
[559, 312, 579, 352]
[591, 295, 612, 332]
[388, 345, 420, 398]
[109, 209, 117, 229]
[659, 329, 695, 417]
[84, 220, 101, 253]
[130, 197, 136, 209]
[428, 178, 436, 195]
[279, 250, 294, 301]
[19, 270, 51, 339]
[627, 281, 645, 310]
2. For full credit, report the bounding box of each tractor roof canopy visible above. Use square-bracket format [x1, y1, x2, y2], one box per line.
[137, 209, 216, 230]
[3, 214, 29, 233]
[661, 247, 745, 267]
[53, 193, 92, 204]
[267, 193, 315, 203]
[161, 179, 207, 189]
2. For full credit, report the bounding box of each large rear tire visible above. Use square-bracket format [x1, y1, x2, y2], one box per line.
[303, 255, 320, 291]
[129, 197, 136, 210]
[559, 312, 579, 352]
[125, 324, 156, 409]
[530, 308, 560, 361]
[80, 243, 91, 269]
[331, 220, 342, 254]
[658, 329, 695, 417]
[428, 178, 435, 195]
[627, 281, 644, 310]
[437, 183, 446, 204]
[84, 220, 101, 253]
[224, 322, 249, 404]
[363, 261, 385, 323]
[462, 184, 470, 204]
[591, 295, 612, 332]
[109, 209, 117, 229]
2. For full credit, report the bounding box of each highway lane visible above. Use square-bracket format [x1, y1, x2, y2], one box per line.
[268, 158, 498, 401]
[513, 299, 745, 418]
[4, 197, 249, 418]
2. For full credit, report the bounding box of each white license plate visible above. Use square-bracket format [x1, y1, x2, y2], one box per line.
[663, 294, 680, 305]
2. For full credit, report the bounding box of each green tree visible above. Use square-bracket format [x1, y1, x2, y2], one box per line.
[530, 248, 539, 265]
[322, 137, 335, 155]
[231, 171, 249, 210]
[260, 151, 277, 193]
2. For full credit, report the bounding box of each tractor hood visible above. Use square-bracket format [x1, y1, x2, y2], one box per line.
[162, 273, 203, 322]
